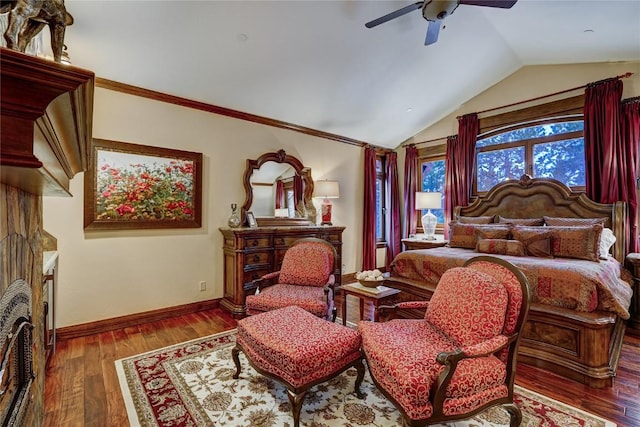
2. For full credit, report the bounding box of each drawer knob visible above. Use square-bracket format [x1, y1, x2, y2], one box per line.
[252, 272, 259, 279]
[251, 240, 259, 246]
[253, 254, 260, 262]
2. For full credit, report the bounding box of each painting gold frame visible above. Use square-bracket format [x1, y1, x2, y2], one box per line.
[84, 139, 203, 230]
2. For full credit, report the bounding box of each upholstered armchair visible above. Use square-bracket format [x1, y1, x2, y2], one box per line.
[245, 238, 337, 321]
[359, 256, 531, 427]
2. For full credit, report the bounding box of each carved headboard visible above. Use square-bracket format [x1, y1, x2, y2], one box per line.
[455, 175, 628, 263]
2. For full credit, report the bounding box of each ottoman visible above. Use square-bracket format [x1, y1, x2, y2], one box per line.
[232, 305, 365, 427]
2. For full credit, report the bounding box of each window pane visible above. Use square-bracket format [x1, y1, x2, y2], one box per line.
[533, 137, 585, 186]
[376, 177, 383, 239]
[477, 121, 584, 148]
[421, 160, 445, 224]
[477, 147, 525, 192]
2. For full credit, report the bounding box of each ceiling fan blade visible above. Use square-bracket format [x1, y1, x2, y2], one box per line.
[459, 0, 517, 8]
[365, 1, 423, 28]
[425, 20, 441, 45]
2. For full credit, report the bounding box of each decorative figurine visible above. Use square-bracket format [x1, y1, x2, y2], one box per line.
[1, 0, 73, 63]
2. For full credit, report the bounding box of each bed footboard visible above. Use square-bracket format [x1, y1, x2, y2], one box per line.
[383, 276, 625, 388]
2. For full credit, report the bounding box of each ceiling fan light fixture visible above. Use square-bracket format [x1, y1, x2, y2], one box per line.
[422, 0, 459, 22]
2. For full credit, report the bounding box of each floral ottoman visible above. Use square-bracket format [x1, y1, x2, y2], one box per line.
[232, 305, 365, 427]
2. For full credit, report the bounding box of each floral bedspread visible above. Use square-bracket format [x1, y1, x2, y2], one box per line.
[390, 247, 633, 319]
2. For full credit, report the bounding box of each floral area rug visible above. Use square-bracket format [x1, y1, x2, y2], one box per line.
[115, 329, 615, 427]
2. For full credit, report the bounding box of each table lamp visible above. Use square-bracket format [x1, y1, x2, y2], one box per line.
[415, 192, 441, 240]
[315, 180, 340, 225]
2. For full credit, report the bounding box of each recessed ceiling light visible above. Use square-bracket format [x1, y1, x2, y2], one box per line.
[407, 108, 413, 113]
[237, 33, 248, 42]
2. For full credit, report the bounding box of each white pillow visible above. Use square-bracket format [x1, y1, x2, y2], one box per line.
[599, 228, 616, 260]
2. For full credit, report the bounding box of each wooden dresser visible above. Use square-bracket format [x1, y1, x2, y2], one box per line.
[219, 225, 345, 317]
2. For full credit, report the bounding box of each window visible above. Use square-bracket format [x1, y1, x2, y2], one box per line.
[420, 157, 446, 228]
[475, 120, 585, 194]
[375, 156, 386, 242]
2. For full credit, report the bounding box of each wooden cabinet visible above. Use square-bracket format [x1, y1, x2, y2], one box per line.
[625, 253, 640, 332]
[220, 226, 345, 317]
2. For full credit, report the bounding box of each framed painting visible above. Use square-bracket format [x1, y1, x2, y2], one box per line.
[246, 211, 258, 228]
[84, 139, 203, 230]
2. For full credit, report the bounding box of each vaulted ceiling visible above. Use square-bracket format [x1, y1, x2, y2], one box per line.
[62, 0, 640, 149]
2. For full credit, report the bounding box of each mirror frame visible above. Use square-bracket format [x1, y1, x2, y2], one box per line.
[242, 149, 314, 225]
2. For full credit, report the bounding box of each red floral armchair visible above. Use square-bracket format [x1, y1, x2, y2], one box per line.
[359, 256, 531, 426]
[245, 238, 337, 321]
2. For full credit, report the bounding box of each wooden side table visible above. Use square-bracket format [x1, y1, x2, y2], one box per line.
[340, 282, 400, 325]
[402, 235, 448, 251]
[625, 252, 640, 332]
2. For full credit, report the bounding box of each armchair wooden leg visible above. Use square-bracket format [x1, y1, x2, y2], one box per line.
[503, 403, 522, 427]
[287, 389, 307, 427]
[231, 345, 242, 379]
[353, 357, 366, 399]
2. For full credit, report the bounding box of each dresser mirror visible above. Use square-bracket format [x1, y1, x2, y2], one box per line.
[242, 149, 315, 226]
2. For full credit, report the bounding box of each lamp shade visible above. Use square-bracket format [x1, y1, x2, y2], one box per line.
[315, 180, 340, 199]
[415, 192, 441, 210]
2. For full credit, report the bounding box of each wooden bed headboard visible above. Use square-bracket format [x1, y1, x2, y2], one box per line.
[454, 175, 628, 263]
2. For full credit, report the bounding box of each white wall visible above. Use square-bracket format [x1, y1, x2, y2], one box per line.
[43, 88, 365, 327]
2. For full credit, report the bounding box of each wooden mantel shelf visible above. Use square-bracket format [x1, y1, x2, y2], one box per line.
[0, 47, 95, 196]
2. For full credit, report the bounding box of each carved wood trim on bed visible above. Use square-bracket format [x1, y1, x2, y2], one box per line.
[454, 174, 628, 263]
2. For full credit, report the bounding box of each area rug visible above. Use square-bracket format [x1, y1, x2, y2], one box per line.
[116, 329, 615, 427]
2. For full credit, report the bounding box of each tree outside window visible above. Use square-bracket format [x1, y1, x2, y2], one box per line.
[420, 158, 446, 227]
[475, 120, 585, 194]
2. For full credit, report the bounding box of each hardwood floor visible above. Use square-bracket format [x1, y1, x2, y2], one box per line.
[44, 296, 640, 426]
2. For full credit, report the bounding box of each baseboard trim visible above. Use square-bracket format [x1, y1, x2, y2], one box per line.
[56, 299, 221, 341]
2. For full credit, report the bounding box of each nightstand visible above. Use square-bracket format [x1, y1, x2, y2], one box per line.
[625, 253, 640, 332]
[402, 235, 448, 251]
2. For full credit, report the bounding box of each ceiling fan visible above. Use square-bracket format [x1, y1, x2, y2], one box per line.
[365, 0, 518, 46]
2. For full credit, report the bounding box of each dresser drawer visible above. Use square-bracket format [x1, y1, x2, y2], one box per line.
[273, 234, 316, 247]
[243, 268, 271, 287]
[243, 237, 271, 249]
[317, 232, 342, 245]
[243, 251, 271, 267]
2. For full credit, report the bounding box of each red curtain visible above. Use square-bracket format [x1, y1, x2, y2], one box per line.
[621, 97, 640, 253]
[362, 147, 377, 270]
[275, 180, 284, 209]
[385, 151, 401, 268]
[403, 145, 418, 238]
[585, 78, 624, 203]
[445, 115, 478, 237]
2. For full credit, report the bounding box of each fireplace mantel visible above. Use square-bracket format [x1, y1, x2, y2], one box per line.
[0, 47, 95, 196]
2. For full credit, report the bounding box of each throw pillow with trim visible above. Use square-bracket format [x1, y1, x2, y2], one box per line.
[543, 216, 607, 227]
[449, 223, 510, 249]
[476, 239, 525, 256]
[457, 215, 495, 224]
[498, 216, 544, 226]
[546, 224, 603, 262]
[511, 226, 553, 258]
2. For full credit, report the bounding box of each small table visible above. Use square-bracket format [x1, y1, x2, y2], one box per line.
[340, 282, 400, 325]
[402, 235, 448, 251]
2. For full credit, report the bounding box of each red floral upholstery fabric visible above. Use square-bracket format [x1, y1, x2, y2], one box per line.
[246, 284, 329, 317]
[359, 319, 508, 419]
[278, 241, 334, 286]
[424, 267, 508, 347]
[237, 306, 362, 388]
[359, 262, 521, 421]
[465, 260, 524, 336]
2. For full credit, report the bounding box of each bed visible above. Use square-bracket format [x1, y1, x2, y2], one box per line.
[386, 175, 634, 388]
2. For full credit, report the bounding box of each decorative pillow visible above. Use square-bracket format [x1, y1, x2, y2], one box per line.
[599, 227, 616, 260]
[546, 224, 603, 262]
[543, 216, 607, 227]
[511, 226, 553, 258]
[476, 239, 525, 256]
[498, 216, 544, 226]
[457, 215, 495, 224]
[449, 223, 510, 249]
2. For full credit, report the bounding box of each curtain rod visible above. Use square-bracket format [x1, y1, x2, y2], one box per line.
[457, 72, 634, 119]
[403, 135, 453, 148]
[402, 72, 634, 149]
